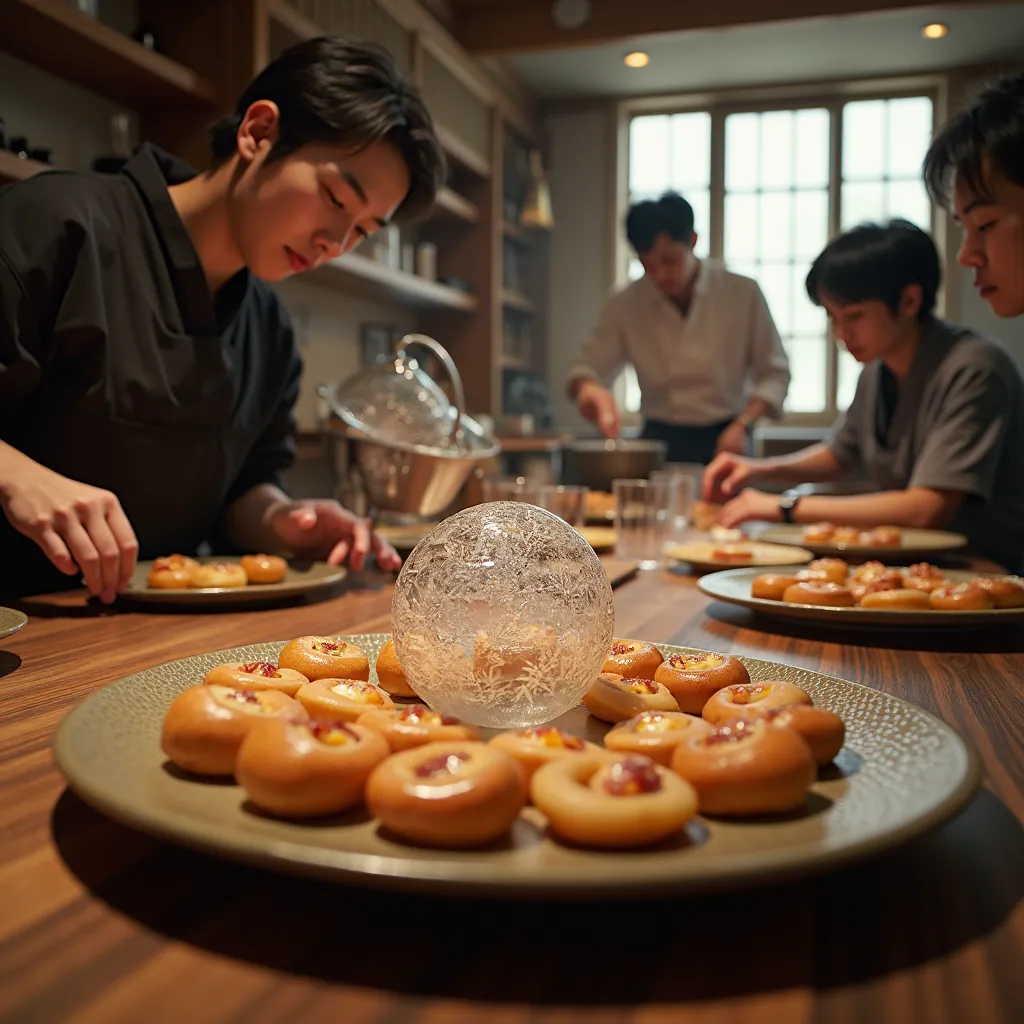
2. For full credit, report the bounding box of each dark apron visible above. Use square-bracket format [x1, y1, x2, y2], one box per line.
[640, 417, 742, 465]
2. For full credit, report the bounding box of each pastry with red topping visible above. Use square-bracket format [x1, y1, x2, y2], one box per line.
[240, 553, 287, 584]
[189, 562, 248, 589]
[147, 554, 199, 589]
[374, 638, 416, 698]
[654, 651, 751, 714]
[295, 678, 394, 723]
[731, 704, 845, 766]
[702, 680, 812, 724]
[357, 703, 479, 751]
[603, 710, 712, 765]
[601, 638, 664, 679]
[279, 636, 370, 681]
[489, 726, 604, 783]
[583, 672, 678, 723]
[203, 661, 308, 697]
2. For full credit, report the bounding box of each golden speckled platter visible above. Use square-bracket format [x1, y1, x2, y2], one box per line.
[756, 524, 968, 561]
[700, 567, 1024, 627]
[122, 558, 347, 607]
[53, 634, 981, 898]
[0, 607, 28, 641]
[666, 540, 813, 575]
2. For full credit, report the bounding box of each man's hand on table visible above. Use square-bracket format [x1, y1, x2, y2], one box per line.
[264, 499, 402, 572]
[717, 488, 780, 528]
[575, 380, 622, 439]
[0, 453, 138, 603]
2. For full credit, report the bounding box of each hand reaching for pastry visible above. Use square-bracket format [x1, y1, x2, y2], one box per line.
[264, 499, 401, 572]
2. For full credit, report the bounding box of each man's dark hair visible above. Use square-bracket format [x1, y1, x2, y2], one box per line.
[805, 219, 940, 321]
[210, 37, 445, 222]
[626, 192, 695, 253]
[924, 69, 1024, 207]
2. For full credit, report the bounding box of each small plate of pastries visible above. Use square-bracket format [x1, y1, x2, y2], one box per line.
[699, 560, 1024, 627]
[576, 525, 618, 552]
[584, 490, 617, 524]
[53, 632, 980, 897]
[756, 522, 968, 560]
[124, 555, 347, 606]
[665, 540, 813, 574]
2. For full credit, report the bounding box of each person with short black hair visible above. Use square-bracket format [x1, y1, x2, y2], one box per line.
[567, 191, 791, 464]
[0, 37, 446, 600]
[924, 69, 1024, 318]
[703, 219, 1024, 571]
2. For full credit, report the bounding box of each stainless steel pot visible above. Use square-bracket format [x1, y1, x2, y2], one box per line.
[563, 438, 667, 492]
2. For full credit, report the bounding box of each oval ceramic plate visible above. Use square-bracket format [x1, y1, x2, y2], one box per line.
[699, 566, 1024, 627]
[755, 524, 968, 561]
[53, 634, 980, 898]
[576, 525, 617, 552]
[375, 521, 437, 552]
[0, 607, 28, 641]
[666, 540, 813, 575]
[122, 559, 347, 607]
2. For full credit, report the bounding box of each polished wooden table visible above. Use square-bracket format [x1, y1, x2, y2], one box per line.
[2, 565, 1023, 1023]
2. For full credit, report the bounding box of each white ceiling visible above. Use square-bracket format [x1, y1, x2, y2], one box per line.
[506, 4, 1024, 99]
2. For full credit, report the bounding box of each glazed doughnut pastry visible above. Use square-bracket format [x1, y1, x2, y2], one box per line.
[803, 522, 835, 543]
[366, 741, 527, 848]
[866, 525, 902, 547]
[671, 718, 816, 815]
[531, 754, 698, 848]
[203, 660, 309, 697]
[147, 554, 199, 589]
[296, 678, 394, 723]
[357, 703, 480, 751]
[850, 578, 899, 604]
[583, 673, 678, 723]
[654, 652, 751, 715]
[733, 704, 845, 766]
[832, 526, 862, 545]
[161, 685, 306, 776]
[237, 717, 390, 817]
[901, 562, 950, 593]
[702, 680, 812, 725]
[604, 710, 712, 765]
[782, 581, 855, 607]
[972, 576, 1024, 608]
[802, 558, 849, 584]
[858, 588, 932, 611]
[930, 583, 995, 611]
[751, 573, 800, 601]
[601, 638, 664, 679]
[240, 554, 287, 584]
[374, 639, 417, 698]
[279, 636, 370, 681]
[189, 562, 248, 589]
[489, 726, 604, 783]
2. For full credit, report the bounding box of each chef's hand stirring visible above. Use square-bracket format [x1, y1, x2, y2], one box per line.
[575, 380, 622, 439]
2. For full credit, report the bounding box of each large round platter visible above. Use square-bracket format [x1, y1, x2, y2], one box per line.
[122, 558, 347, 607]
[755, 524, 967, 561]
[700, 566, 1024, 627]
[0, 607, 28, 641]
[53, 634, 980, 898]
[666, 540, 812, 575]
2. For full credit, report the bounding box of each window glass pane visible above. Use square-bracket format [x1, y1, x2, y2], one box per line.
[842, 181, 885, 228]
[760, 110, 794, 189]
[843, 100, 885, 180]
[887, 97, 933, 178]
[670, 112, 712, 189]
[757, 263, 792, 335]
[886, 179, 931, 230]
[687, 188, 711, 258]
[792, 190, 828, 260]
[836, 348, 861, 411]
[726, 113, 759, 191]
[792, 263, 825, 334]
[727, 261, 758, 280]
[725, 193, 758, 260]
[783, 338, 827, 413]
[758, 192, 792, 261]
[795, 108, 829, 187]
[629, 114, 670, 198]
[628, 257, 643, 282]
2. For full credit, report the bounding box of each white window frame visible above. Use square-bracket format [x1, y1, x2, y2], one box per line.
[614, 74, 949, 430]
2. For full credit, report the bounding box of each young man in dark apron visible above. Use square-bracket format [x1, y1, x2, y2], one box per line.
[0, 38, 445, 600]
[702, 219, 1024, 572]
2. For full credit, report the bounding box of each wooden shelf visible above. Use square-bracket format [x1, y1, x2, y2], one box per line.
[0, 150, 55, 184]
[433, 186, 480, 224]
[501, 289, 536, 314]
[436, 123, 491, 179]
[5, 0, 218, 110]
[266, 0, 319, 42]
[311, 251, 478, 311]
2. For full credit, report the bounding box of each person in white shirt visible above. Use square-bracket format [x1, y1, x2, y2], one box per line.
[567, 192, 791, 464]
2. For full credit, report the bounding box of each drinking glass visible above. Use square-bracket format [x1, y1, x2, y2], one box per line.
[651, 463, 701, 541]
[613, 478, 676, 570]
[536, 484, 589, 526]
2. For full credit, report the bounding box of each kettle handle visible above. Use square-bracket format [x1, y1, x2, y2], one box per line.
[394, 333, 465, 445]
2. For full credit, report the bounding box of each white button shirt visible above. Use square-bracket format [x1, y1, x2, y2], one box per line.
[569, 262, 791, 425]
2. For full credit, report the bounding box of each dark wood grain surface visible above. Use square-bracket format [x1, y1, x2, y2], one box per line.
[1, 563, 1023, 1023]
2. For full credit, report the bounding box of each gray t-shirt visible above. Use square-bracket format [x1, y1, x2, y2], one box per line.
[828, 317, 1024, 571]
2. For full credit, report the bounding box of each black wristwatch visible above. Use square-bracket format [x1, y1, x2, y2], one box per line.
[778, 489, 801, 524]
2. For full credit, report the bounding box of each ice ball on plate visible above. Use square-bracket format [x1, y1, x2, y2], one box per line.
[391, 501, 614, 728]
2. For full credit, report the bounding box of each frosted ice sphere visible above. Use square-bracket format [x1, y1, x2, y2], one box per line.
[391, 502, 614, 728]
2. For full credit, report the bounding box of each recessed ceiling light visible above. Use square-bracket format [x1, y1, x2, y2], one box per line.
[624, 51, 650, 68]
[922, 22, 948, 39]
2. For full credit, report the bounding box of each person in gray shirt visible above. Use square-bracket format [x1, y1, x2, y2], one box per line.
[703, 220, 1024, 571]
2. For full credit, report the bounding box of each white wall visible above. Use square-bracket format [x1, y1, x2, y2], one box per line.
[544, 108, 614, 428]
